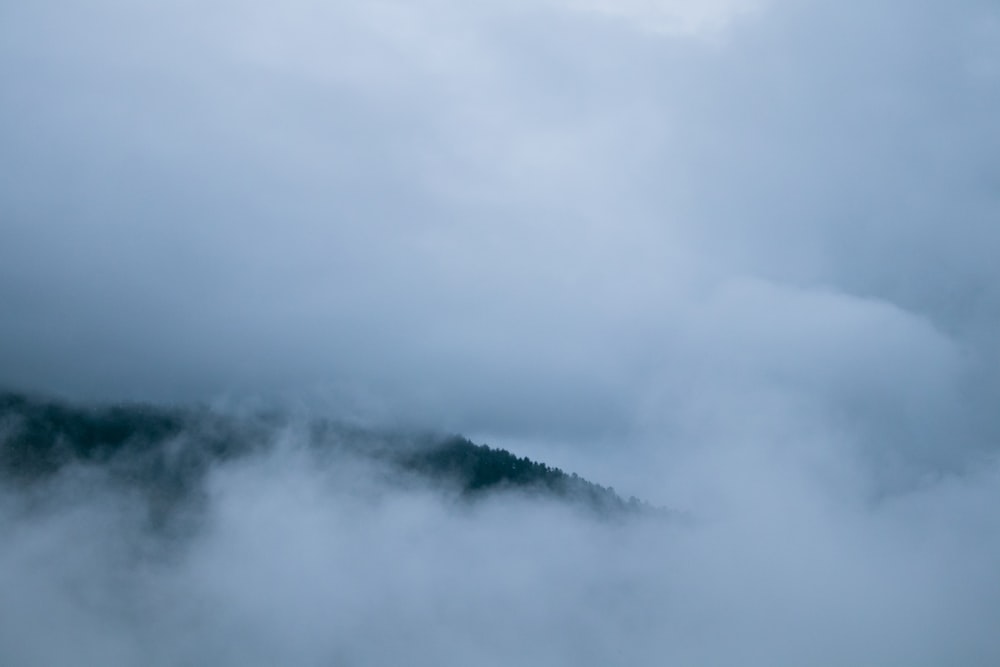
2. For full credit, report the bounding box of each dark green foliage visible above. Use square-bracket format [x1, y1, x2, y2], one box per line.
[0, 391, 276, 528]
[0, 391, 652, 519]
[400, 436, 651, 513]
[403, 436, 555, 491]
[0, 392, 181, 477]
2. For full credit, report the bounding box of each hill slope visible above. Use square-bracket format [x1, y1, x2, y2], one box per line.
[0, 391, 651, 521]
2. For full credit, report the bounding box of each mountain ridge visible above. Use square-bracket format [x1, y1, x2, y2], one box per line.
[0, 390, 657, 522]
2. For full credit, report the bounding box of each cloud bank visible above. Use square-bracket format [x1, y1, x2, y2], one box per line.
[1, 0, 999, 663]
[2, 429, 1000, 666]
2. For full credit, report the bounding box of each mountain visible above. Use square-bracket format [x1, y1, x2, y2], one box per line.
[0, 391, 653, 524]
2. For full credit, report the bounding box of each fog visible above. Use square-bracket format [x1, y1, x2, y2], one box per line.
[2, 432, 999, 666]
[1, 0, 999, 663]
[1, 420, 999, 666]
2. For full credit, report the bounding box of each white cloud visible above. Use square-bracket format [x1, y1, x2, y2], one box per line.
[3, 437, 1000, 666]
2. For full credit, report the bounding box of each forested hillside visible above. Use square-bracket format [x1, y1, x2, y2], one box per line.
[0, 391, 649, 519]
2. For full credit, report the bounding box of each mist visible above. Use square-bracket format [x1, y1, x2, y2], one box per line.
[2, 0, 999, 663]
[2, 417, 999, 666]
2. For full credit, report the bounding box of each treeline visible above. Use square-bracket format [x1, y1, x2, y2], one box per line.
[0, 391, 653, 518]
[402, 436, 650, 513]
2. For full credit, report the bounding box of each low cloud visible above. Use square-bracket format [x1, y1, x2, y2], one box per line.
[1, 424, 999, 666]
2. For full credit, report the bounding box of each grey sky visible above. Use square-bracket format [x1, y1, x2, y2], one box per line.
[3, 0, 998, 489]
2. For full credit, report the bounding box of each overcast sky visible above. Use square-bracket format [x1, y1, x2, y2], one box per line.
[3, 0, 999, 497]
